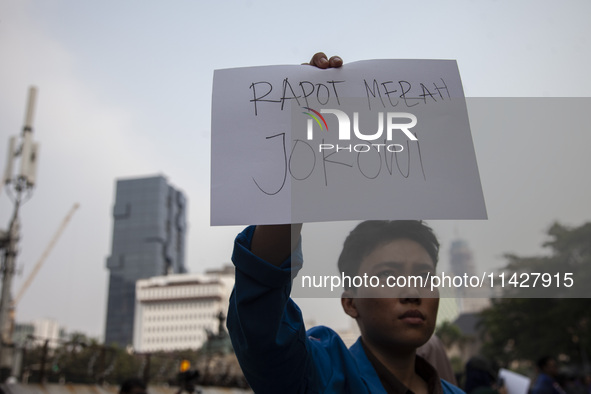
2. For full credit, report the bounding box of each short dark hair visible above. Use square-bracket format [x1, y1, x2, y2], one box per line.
[337, 220, 439, 279]
[536, 356, 555, 370]
[120, 378, 146, 394]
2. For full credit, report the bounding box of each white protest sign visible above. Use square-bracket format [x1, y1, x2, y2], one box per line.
[211, 59, 486, 225]
[499, 368, 531, 394]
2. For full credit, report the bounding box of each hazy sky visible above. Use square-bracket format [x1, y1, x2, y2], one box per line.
[1, 0, 590, 339]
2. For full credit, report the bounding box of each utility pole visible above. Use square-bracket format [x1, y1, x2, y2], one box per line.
[0, 87, 40, 381]
[38, 339, 49, 384]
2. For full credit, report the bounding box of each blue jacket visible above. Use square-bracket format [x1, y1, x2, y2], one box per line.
[227, 226, 464, 393]
[531, 373, 564, 394]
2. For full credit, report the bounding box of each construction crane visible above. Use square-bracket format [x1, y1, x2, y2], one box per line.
[13, 203, 79, 306]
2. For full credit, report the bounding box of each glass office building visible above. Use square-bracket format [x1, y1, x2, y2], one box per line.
[104, 175, 187, 346]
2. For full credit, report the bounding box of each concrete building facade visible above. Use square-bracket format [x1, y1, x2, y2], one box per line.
[132, 266, 234, 352]
[13, 318, 67, 349]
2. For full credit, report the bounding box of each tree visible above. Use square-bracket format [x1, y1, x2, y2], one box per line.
[436, 321, 466, 349]
[479, 221, 591, 366]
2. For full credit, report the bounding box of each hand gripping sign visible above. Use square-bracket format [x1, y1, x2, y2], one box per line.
[211, 59, 486, 225]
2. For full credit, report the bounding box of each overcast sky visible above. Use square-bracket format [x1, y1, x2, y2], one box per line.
[1, 0, 590, 339]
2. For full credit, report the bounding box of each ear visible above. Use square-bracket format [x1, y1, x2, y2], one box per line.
[341, 290, 359, 319]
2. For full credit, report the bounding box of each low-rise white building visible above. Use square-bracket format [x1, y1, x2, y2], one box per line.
[33, 318, 64, 349]
[13, 319, 66, 348]
[133, 266, 235, 352]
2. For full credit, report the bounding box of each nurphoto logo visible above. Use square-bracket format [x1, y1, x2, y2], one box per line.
[302, 107, 418, 153]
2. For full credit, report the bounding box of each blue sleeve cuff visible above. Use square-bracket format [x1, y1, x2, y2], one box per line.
[232, 225, 304, 289]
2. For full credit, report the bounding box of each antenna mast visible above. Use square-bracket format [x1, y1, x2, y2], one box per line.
[0, 87, 41, 380]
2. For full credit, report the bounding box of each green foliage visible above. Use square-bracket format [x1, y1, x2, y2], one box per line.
[436, 321, 465, 348]
[479, 298, 590, 365]
[479, 221, 591, 366]
[21, 340, 201, 385]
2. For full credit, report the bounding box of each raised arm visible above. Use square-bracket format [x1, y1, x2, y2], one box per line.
[227, 53, 343, 393]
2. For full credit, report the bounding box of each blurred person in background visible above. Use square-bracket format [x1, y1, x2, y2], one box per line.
[531, 356, 565, 394]
[463, 356, 506, 394]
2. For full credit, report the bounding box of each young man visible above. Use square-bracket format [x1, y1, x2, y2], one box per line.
[228, 220, 462, 394]
[226, 54, 463, 393]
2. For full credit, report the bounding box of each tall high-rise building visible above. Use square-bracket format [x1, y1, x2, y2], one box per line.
[104, 175, 187, 346]
[449, 238, 490, 313]
[449, 239, 476, 278]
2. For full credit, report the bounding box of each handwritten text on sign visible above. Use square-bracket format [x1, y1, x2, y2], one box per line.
[211, 60, 487, 225]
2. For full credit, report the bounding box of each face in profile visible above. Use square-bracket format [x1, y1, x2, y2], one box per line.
[543, 358, 558, 377]
[342, 238, 439, 353]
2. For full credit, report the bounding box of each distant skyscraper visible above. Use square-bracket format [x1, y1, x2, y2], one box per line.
[449, 238, 490, 313]
[449, 239, 476, 278]
[104, 175, 187, 346]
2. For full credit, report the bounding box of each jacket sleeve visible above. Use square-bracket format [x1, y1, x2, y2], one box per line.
[226, 226, 315, 393]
